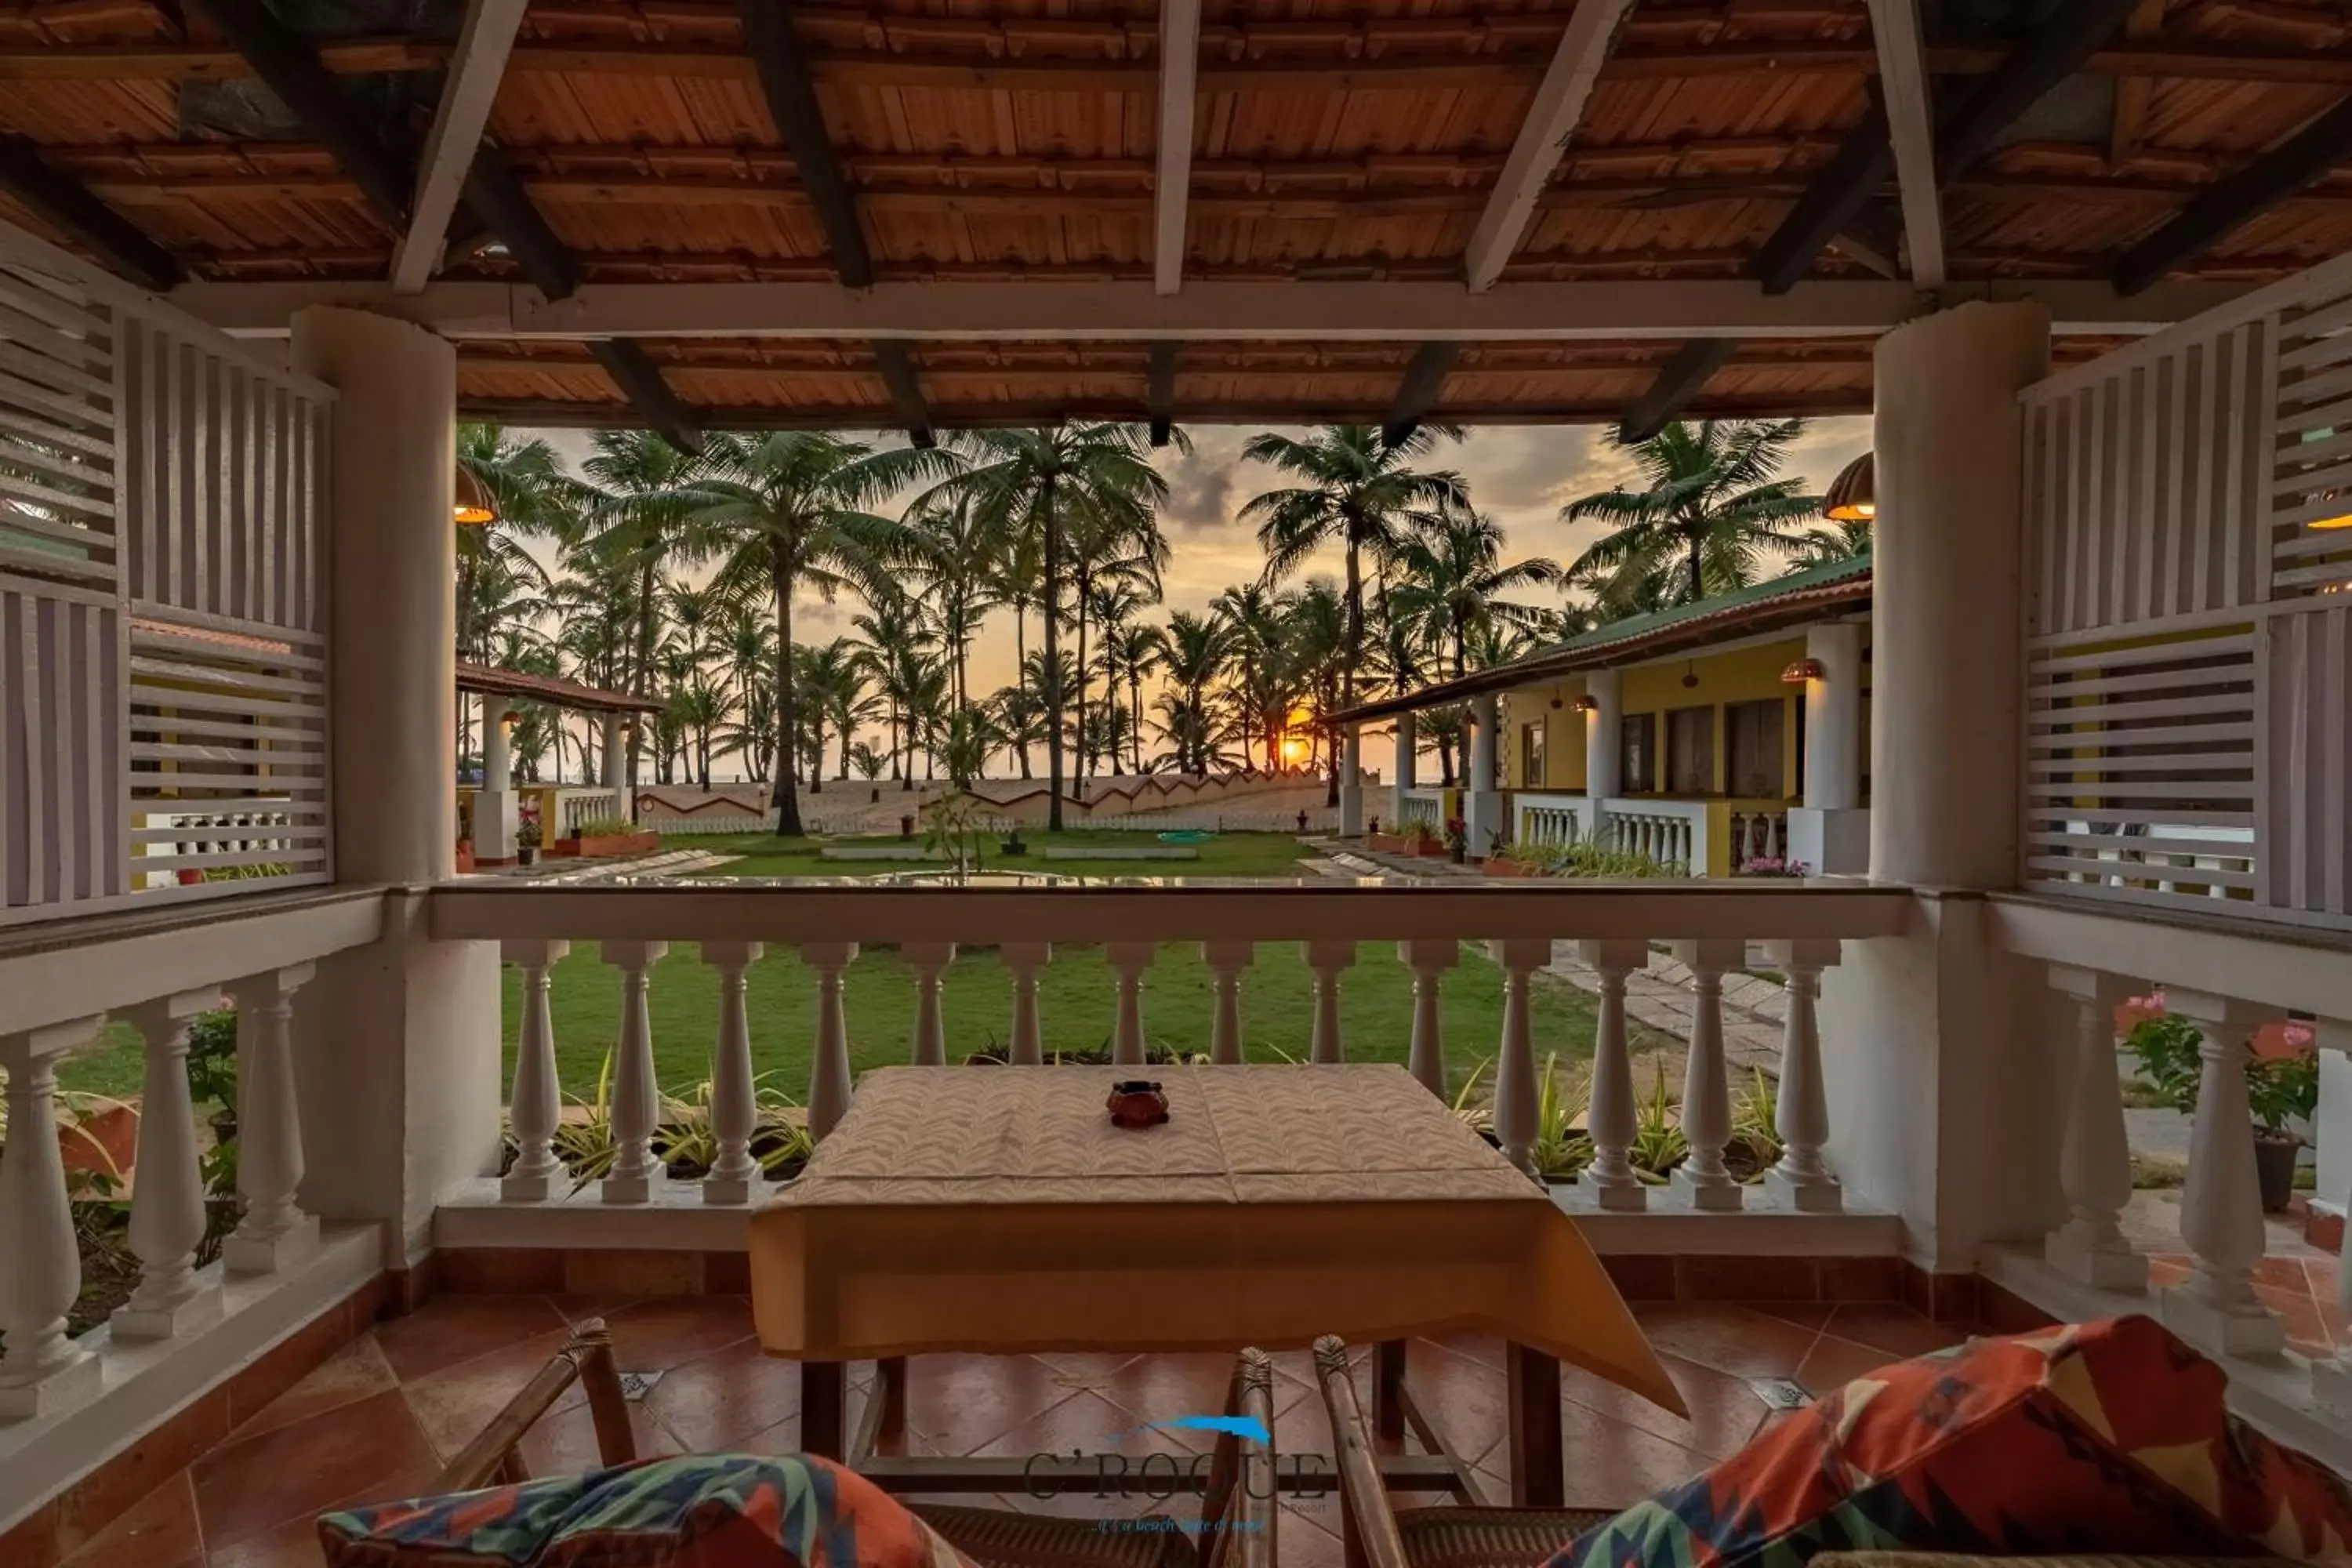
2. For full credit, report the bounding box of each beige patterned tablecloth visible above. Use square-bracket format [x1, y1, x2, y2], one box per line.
[748, 1063, 1683, 1414]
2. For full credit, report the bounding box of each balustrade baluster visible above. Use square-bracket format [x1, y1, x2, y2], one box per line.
[502, 940, 570, 1201]
[115, 989, 227, 1338]
[2160, 989, 2285, 1356]
[1203, 942, 1254, 1064]
[702, 942, 763, 1204]
[1761, 940, 1842, 1212]
[904, 943, 956, 1067]
[601, 941, 667, 1202]
[1669, 940, 1744, 1211]
[1399, 939, 1460, 1098]
[1729, 812, 1748, 866]
[1579, 940, 1648, 1208]
[804, 943, 858, 1141]
[1491, 939, 1554, 1177]
[1304, 941, 1356, 1063]
[224, 963, 320, 1270]
[2043, 965, 2147, 1289]
[0, 1018, 106, 1418]
[1002, 944, 1050, 1065]
[1108, 944, 1156, 1065]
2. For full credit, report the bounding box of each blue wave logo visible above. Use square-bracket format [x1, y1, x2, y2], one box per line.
[1116, 1414, 1271, 1445]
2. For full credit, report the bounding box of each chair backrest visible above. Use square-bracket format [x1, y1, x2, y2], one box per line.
[1313, 1335, 1411, 1568]
[431, 1319, 637, 1492]
[1197, 1347, 1278, 1568]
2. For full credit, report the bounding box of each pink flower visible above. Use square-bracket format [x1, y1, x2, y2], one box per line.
[2113, 991, 2169, 1036]
[2251, 1019, 2318, 1062]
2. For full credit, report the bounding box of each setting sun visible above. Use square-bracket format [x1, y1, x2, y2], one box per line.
[1279, 734, 1309, 764]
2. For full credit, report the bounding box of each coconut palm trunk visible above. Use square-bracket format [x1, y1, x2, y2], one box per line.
[770, 546, 805, 836]
[1041, 477, 1065, 831]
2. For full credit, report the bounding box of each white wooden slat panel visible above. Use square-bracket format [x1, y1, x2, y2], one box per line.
[0, 581, 122, 912]
[2260, 605, 2352, 915]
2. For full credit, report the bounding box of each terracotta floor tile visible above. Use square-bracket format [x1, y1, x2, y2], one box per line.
[1795, 1333, 1902, 1398]
[1560, 1353, 1768, 1462]
[895, 1354, 1103, 1457]
[1090, 1349, 1250, 1434]
[2307, 1258, 2341, 1301]
[372, 1295, 572, 1384]
[206, 1508, 340, 1568]
[517, 1397, 682, 1475]
[1385, 1341, 1508, 1467]
[2253, 1256, 2316, 1293]
[398, 1327, 586, 1463]
[1278, 1504, 1345, 1568]
[2271, 1295, 2332, 1358]
[546, 1294, 646, 1328]
[56, 1475, 201, 1568]
[1475, 1404, 1710, 1512]
[968, 1387, 1202, 1477]
[1029, 1350, 1145, 1381]
[1415, 1329, 1507, 1374]
[191, 1388, 440, 1552]
[229, 1336, 401, 1443]
[640, 1336, 804, 1452]
[1630, 1305, 1820, 1381]
[598, 1298, 757, 1373]
[2148, 1258, 2193, 1288]
[1744, 1304, 1838, 1332]
[1819, 1305, 1969, 1360]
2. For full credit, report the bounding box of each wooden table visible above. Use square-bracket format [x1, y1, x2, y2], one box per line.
[748, 1063, 1682, 1506]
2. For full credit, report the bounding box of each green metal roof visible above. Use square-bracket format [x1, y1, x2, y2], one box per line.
[1545, 549, 1873, 659]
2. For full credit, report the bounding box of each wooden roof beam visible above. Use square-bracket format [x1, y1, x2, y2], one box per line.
[0, 135, 180, 292]
[873, 340, 934, 447]
[1864, 0, 1942, 286]
[1461, 0, 1635, 294]
[1617, 338, 1737, 445]
[735, 0, 869, 287]
[391, 0, 529, 294]
[1381, 343, 1460, 445]
[1154, 0, 1200, 296]
[187, 0, 700, 451]
[2115, 93, 2352, 296]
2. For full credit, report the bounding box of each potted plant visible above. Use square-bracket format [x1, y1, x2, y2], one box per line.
[2121, 992, 2317, 1212]
[1399, 819, 1444, 858]
[1443, 816, 1468, 865]
[516, 818, 540, 866]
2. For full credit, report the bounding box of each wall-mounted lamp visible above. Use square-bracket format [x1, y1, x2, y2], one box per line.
[1780, 657, 1827, 684]
[1549, 696, 1564, 710]
[1572, 694, 1600, 713]
[1823, 452, 1874, 523]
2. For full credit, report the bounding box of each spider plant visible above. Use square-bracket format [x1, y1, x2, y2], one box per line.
[1629, 1059, 1690, 1181]
[553, 1051, 619, 1190]
[1451, 1054, 1492, 1134]
[1531, 1054, 1593, 1183]
[1730, 1065, 1783, 1178]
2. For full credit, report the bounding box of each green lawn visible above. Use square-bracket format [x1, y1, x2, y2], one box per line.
[674, 828, 1325, 882]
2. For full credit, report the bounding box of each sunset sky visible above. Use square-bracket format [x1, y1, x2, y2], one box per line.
[518, 415, 1872, 777]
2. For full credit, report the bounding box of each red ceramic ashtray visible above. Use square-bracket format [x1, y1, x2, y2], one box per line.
[1107, 1080, 1170, 1129]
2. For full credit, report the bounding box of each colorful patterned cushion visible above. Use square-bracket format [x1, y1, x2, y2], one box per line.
[318, 1452, 976, 1568]
[1550, 1315, 2352, 1568]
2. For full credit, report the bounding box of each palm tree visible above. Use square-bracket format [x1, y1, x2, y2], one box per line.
[1065, 517, 1167, 781]
[1791, 516, 1873, 566]
[853, 593, 935, 789]
[1096, 613, 1163, 775]
[578, 429, 711, 791]
[992, 665, 1057, 780]
[1155, 611, 1226, 775]
[684, 431, 953, 835]
[899, 492, 1004, 712]
[932, 424, 1174, 829]
[1563, 419, 1821, 607]
[456, 423, 575, 659]
[1241, 425, 1467, 712]
[1283, 583, 1351, 798]
[1390, 510, 1564, 680]
[1210, 582, 1283, 770]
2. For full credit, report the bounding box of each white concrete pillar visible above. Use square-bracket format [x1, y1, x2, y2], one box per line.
[1203, 942, 1254, 1064]
[1467, 692, 1502, 855]
[288, 310, 502, 1273]
[476, 697, 518, 862]
[601, 713, 625, 793]
[1338, 725, 1364, 837]
[0, 1018, 105, 1419]
[1868, 300, 2047, 889]
[1390, 712, 1417, 829]
[1583, 670, 1621, 801]
[1802, 623, 1862, 811]
[1817, 300, 2064, 1276]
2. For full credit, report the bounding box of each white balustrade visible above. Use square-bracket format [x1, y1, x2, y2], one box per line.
[1513, 793, 1593, 848]
[1203, 942, 1254, 1064]
[1669, 939, 1744, 1213]
[804, 942, 858, 1141]
[1002, 943, 1049, 1065]
[1579, 939, 1650, 1210]
[1107, 943, 1155, 1065]
[702, 942, 763, 1204]
[0, 1018, 107, 1419]
[1304, 940, 1354, 1063]
[2160, 988, 2285, 1357]
[1400, 938, 1459, 1098]
[2044, 964, 2147, 1289]
[502, 939, 569, 1201]
[905, 942, 956, 1068]
[1490, 938, 1552, 1177]
[1761, 939, 1842, 1213]
[601, 940, 667, 1202]
[114, 989, 227, 1339]
[224, 963, 320, 1272]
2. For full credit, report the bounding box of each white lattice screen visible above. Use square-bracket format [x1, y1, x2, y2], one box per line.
[1, 223, 334, 927]
[2021, 252, 2352, 928]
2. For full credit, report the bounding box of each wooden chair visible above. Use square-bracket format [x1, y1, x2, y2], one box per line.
[910, 1348, 1279, 1568]
[1313, 1335, 1613, 1568]
[430, 1319, 639, 1492]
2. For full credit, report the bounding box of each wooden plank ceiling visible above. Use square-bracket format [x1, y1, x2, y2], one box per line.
[1, 0, 2346, 434]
